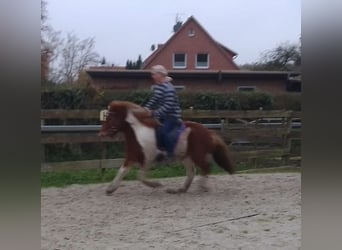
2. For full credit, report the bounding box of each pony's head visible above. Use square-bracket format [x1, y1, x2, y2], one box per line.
[98, 101, 131, 137]
[98, 101, 158, 137]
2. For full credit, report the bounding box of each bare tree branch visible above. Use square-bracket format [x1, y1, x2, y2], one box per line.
[41, 0, 63, 84]
[260, 42, 301, 71]
[54, 32, 100, 83]
[41, 1, 101, 83]
[239, 40, 301, 71]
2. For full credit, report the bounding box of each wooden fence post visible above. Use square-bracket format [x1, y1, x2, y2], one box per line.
[282, 113, 292, 165]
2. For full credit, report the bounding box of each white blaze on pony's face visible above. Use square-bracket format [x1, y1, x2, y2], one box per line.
[126, 110, 158, 163]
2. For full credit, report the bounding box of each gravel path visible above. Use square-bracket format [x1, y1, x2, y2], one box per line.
[41, 173, 301, 250]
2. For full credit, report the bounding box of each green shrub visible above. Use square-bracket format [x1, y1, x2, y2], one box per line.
[273, 94, 301, 111]
[41, 87, 300, 111]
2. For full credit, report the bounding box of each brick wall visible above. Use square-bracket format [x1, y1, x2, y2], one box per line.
[143, 17, 238, 70]
[90, 75, 287, 94]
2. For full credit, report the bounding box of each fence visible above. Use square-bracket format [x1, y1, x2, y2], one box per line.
[41, 109, 301, 172]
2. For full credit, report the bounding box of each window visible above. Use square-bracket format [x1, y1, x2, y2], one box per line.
[173, 53, 187, 68]
[188, 28, 195, 37]
[196, 53, 209, 68]
[237, 86, 256, 92]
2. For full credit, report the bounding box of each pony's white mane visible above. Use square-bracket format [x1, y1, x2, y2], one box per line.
[126, 107, 150, 126]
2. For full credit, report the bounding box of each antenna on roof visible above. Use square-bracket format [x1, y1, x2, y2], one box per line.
[173, 13, 184, 33]
[175, 13, 181, 23]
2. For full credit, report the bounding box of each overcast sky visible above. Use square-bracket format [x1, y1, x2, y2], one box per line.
[47, 0, 301, 66]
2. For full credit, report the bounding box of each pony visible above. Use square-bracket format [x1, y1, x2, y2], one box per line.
[98, 101, 234, 195]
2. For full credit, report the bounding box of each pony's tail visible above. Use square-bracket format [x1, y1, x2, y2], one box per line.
[211, 133, 235, 174]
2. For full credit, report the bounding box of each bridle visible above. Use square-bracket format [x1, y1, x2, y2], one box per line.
[100, 109, 123, 135]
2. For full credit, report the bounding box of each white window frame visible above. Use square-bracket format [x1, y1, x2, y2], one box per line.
[173, 53, 187, 69]
[195, 53, 210, 69]
[188, 28, 195, 37]
[237, 86, 256, 92]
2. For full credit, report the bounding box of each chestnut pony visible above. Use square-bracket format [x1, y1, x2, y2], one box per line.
[99, 101, 234, 195]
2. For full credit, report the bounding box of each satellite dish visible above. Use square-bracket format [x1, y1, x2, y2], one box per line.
[173, 22, 182, 33]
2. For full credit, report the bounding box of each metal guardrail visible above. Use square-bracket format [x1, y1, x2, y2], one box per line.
[41, 125, 101, 133]
[41, 123, 224, 133]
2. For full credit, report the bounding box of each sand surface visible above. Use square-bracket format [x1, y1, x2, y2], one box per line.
[41, 173, 301, 250]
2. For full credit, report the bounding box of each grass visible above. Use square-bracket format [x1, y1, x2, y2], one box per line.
[41, 163, 300, 188]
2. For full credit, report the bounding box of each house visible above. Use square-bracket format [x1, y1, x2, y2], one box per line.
[86, 16, 301, 94]
[86, 68, 301, 93]
[142, 16, 239, 70]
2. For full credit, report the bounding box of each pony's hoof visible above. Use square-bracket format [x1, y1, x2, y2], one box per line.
[105, 187, 116, 196]
[145, 181, 163, 188]
[166, 188, 186, 194]
[141, 180, 163, 188]
[198, 185, 210, 193]
[166, 188, 178, 194]
[150, 182, 163, 188]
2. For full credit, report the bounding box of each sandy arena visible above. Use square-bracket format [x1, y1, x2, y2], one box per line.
[41, 173, 301, 250]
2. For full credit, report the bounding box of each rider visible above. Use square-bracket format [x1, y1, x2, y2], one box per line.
[144, 65, 183, 161]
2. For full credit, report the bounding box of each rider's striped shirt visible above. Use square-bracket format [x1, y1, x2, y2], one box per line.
[144, 81, 181, 120]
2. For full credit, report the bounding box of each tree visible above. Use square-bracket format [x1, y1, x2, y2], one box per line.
[126, 55, 143, 69]
[41, 0, 48, 34]
[41, 0, 60, 60]
[41, 1, 101, 84]
[239, 41, 301, 71]
[260, 42, 301, 71]
[126, 60, 132, 69]
[41, 0, 61, 83]
[101, 56, 106, 65]
[136, 55, 143, 69]
[53, 32, 100, 83]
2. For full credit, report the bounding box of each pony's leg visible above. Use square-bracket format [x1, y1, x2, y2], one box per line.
[198, 175, 210, 192]
[138, 163, 163, 188]
[105, 165, 130, 195]
[166, 157, 195, 194]
[193, 156, 211, 192]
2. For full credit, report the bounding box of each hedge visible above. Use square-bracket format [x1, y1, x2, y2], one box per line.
[41, 87, 301, 111]
[41, 87, 301, 162]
